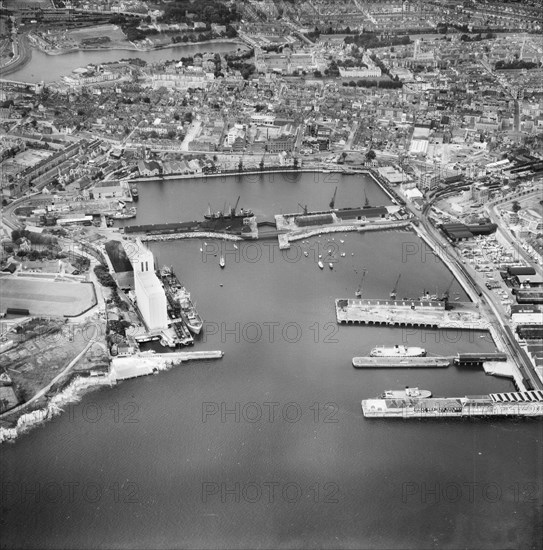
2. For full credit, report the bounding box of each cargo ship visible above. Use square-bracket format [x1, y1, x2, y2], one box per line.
[160, 266, 202, 337]
[362, 390, 543, 418]
[370, 345, 426, 357]
[205, 196, 253, 220]
[178, 290, 203, 335]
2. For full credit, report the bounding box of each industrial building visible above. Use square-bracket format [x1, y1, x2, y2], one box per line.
[131, 239, 168, 331]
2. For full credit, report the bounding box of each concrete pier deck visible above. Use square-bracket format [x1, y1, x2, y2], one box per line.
[111, 350, 223, 381]
[353, 356, 452, 368]
[336, 299, 487, 329]
[483, 361, 527, 392]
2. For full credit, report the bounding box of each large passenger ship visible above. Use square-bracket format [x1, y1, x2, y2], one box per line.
[370, 345, 426, 357]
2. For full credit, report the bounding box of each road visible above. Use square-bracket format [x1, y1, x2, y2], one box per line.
[0, 33, 31, 77]
[417, 194, 543, 391]
[485, 188, 542, 278]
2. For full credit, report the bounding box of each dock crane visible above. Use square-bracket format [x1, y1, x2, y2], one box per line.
[298, 203, 308, 215]
[355, 268, 367, 298]
[363, 190, 370, 208]
[230, 195, 241, 217]
[329, 186, 338, 209]
[390, 273, 401, 299]
[440, 277, 455, 304]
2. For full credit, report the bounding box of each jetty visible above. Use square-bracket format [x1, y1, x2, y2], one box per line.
[362, 390, 543, 418]
[111, 351, 223, 381]
[336, 298, 487, 329]
[352, 357, 452, 368]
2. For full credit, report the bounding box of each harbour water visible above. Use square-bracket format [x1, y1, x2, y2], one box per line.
[1, 173, 541, 549]
[7, 40, 248, 83]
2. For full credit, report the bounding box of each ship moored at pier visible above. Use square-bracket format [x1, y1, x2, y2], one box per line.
[370, 345, 426, 357]
[353, 356, 451, 368]
[362, 390, 543, 418]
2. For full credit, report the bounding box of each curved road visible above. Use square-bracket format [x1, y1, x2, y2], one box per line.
[0, 34, 31, 77]
[419, 192, 543, 391]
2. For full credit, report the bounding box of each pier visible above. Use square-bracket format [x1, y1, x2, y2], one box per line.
[336, 298, 487, 329]
[352, 357, 452, 368]
[362, 390, 543, 418]
[111, 351, 223, 381]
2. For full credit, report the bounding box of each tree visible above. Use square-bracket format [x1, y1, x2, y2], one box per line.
[313, 70, 322, 78]
[366, 149, 376, 161]
[238, 159, 243, 172]
[512, 201, 521, 213]
[259, 158, 264, 171]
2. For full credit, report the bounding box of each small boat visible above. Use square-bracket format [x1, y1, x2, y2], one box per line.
[318, 254, 322, 259]
[220, 283, 223, 287]
[199, 247, 203, 252]
[303, 251, 309, 257]
[341, 253, 346, 257]
[204, 242, 208, 246]
[351, 253, 354, 256]
[329, 263, 333, 269]
[219, 255, 225, 268]
[340, 240, 345, 244]
[328, 249, 332, 254]
[318, 261, 324, 269]
[355, 290, 362, 298]
[233, 244, 238, 250]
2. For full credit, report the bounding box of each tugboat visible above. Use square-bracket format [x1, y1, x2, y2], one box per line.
[318, 260, 324, 269]
[112, 207, 136, 219]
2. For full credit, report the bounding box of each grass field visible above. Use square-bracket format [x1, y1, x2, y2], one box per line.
[0, 277, 96, 316]
[67, 24, 127, 43]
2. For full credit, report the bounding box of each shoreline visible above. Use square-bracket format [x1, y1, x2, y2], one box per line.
[0, 37, 245, 77]
[129, 166, 399, 203]
[30, 37, 245, 57]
